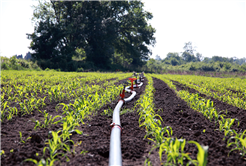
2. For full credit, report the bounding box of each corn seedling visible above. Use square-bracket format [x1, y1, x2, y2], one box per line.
[24, 158, 57, 166]
[218, 117, 239, 140]
[227, 130, 246, 156]
[0, 150, 5, 156]
[19, 131, 31, 143]
[159, 138, 193, 165]
[188, 141, 208, 166]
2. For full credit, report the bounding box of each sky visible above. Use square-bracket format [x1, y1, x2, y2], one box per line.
[0, 0, 245, 60]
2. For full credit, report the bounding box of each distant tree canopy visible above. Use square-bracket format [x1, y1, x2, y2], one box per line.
[148, 41, 246, 73]
[182, 42, 197, 62]
[27, 0, 155, 70]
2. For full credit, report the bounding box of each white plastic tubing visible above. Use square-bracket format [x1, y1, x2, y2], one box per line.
[109, 78, 144, 166]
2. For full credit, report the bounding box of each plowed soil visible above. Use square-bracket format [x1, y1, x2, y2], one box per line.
[152, 77, 246, 165]
[2, 76, 245, 166]
[57, 78, 160, 166]
[171, 80, 246, 132]
[0, 77, 128, 166]
[1, 78, 160, 166]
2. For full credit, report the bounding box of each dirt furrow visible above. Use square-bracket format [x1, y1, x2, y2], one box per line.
[171, 80, 246, 132]
[0, 77, 129, 166]
[152, 77, 246, 166]
[58, 78, 156, 166]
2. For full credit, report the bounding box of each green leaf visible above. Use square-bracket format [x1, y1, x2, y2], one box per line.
[189, 141, 208, 166]
[74, 129, 83, 135]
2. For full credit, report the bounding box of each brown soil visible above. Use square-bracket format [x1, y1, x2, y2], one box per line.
[56, 78, 161, 166]
[171, 80, 246, 132]
[1, 78, 159, 166]
[1, 77, 125, 166]
[152, 77, 246, 166]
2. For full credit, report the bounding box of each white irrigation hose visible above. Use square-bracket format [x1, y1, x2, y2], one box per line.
[137, 79, 144, 83]
[124, 91, 136, 102]
[109, 100, 124, 166]
[109, 77, 144, 166]
[135, 82, 143, 87]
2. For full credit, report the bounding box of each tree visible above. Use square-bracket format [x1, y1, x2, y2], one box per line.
[162, 52, 182, 66]
[196, 52, 203, 62]
[182, 52, 196, 62]
[24, 52, 32, 60]
[147, 58, 162, 72]
[182, 42, 196, 62]
[183, 42, 196, 55]
[155, 55, 161, 61]
[27, 0, 155, 70]
[203, 57, 211, 63]
[165, 52, 180, 60]
[170, 57, 179, 66]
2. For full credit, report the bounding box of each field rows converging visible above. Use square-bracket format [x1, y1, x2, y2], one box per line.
[1, 71, 130, 121]
[1, 71, 132, 165]
[1, 71, 245, 166]
[151, 75, 246, 165]
[161, 74, 246, 109]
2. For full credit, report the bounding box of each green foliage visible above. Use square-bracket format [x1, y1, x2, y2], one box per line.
[154, 73, 246, 158]
[1, 56, 41, 71]
[28, 1, 155, 70]
[136, 75, 206, 165]
[76, 68, 84, 72]
[138, 42, 246, 73]
[227, 130, 246, 157]
[188, 141, 208, 166]
[19, 132, 31, 143]
[0, 150, 5, 156]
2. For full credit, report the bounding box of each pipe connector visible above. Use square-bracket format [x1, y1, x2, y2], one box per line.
[110, 123, 123, 134]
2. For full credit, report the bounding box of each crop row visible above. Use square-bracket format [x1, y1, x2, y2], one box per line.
[153, 74, 246, 158]
[25, 81, 125, 165]
[157, 74, 246, 110]
[136, 75, 208, 166]
[1, 71, 131, 121]
[1, 71, 131, 165]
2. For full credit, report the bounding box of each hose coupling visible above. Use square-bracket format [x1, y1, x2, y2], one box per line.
[110, 123, 123, 134]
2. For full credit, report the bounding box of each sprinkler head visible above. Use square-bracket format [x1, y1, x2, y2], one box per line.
[129, 78, 137, 90]
[119, 88, 125, 99]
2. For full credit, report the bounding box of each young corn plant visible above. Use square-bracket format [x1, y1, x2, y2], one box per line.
[24, 158, 57, 166]
[1, 92, 5, 103]
[159, 138, 193, 165]
[227, 130, 246, 157]
[137, 75, 197, 165]
[44, 131, 64, 160]
[19, 132, 31, 143]
[217, 117, 239, 140]
[188, 141, 208, 166]
[1, 101, 9, 121]
[34, 111, 61, 130]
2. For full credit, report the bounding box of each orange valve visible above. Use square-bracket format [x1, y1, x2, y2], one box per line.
[129, 78, 137, 90]
[119, 88, 125, 100]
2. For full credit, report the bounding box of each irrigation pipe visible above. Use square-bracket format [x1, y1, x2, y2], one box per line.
[109, 75, 144, 166]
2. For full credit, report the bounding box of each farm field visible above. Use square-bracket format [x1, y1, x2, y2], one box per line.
[1, 71, 246, 166]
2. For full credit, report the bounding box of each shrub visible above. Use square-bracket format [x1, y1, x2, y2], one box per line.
[76, 68, 84, 72]
[10, 56, 17, 65]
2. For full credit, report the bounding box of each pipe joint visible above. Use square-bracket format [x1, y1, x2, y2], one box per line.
[110, 123, 123, 134]
[118, 98, 125, 104]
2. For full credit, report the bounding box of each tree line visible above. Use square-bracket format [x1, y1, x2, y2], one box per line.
[146, 42, 246, 73]
[26, 1, 245, 73]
